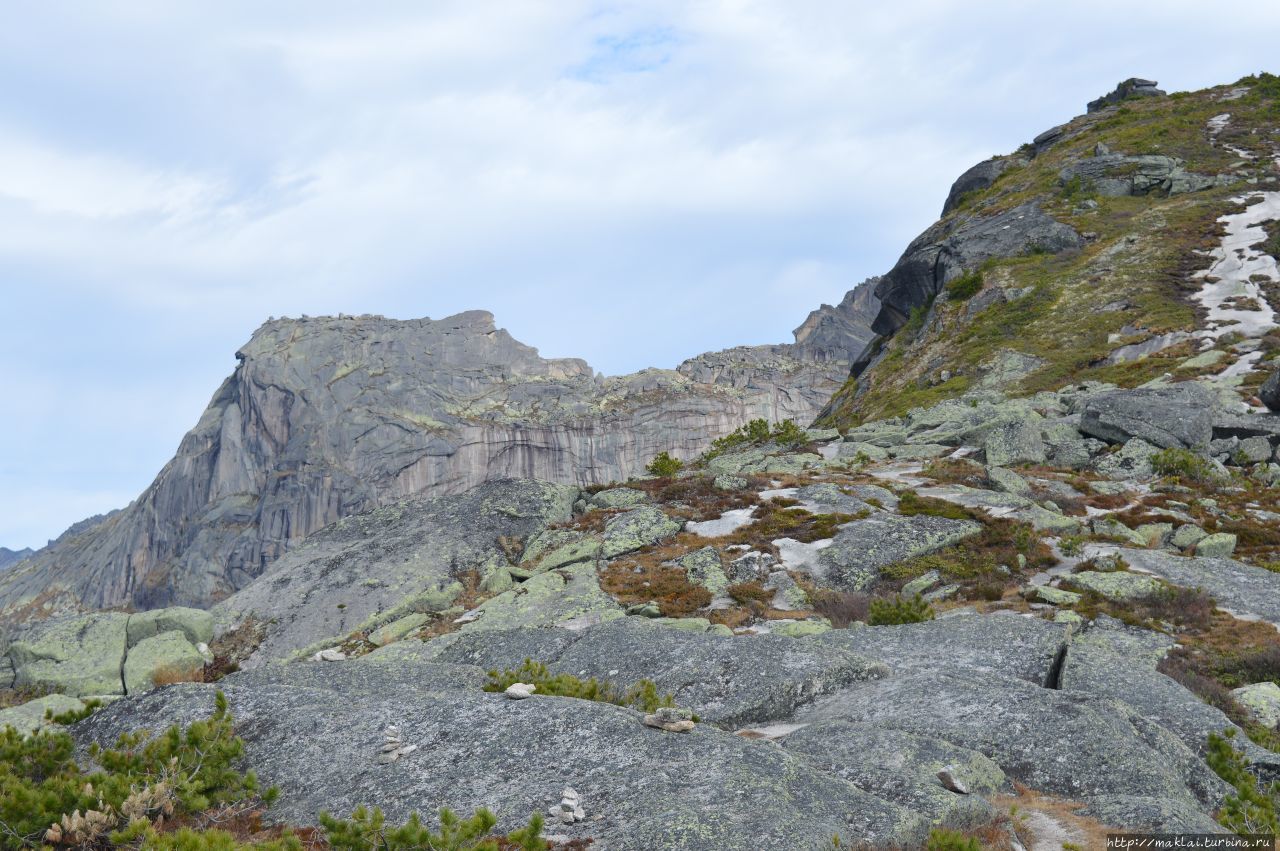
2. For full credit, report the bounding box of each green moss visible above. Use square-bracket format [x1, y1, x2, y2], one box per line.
[868, 594, 935, 625]
[483, 658, 674, 713]
[945, 270, 984, 302]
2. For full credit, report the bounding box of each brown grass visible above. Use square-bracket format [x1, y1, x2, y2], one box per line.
[152, 662, 206, 687]
[598, 536, 712, 616]
[624, 475, 762, 522]
[809, 589, 871, 628]
[203, 617, 267, 682]
[723, 501, 862, 555]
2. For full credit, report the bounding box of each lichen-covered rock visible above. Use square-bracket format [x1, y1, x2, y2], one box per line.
[461, 562, 623, 633]
[1079, 384, 1215, 450]
[589, 488, 650, 509]
[1067, 571, 1164, 601]
[1233, 682, 1280, 728]
[836, 441, 890, 462]
[713, 474, 748, 491]
[1091, 518, 1147, 546]
[986, 467, 1031, 496]
[1194, 533, 1237, 559]
[72, 662, 920, 850]
[818, 515, 982, 591]
[1034, 586, 1081, 606]
[369, 613, 431, 646]
[783, 721, 1004, 828]
[8, 613, 129, 697]
[1170, 524, 1208, 551]
[770, 619, 833, 638]
[123, 630, 206, 695]
[213, 479, 578, 666]
[126, 607, 215, 649]
[981, 411, 1046, 467]
[677, 547, 729, 596]
[601, 506, 682, 558]
[1123, 548, 1280, 625]
[1092, 438, 1160, 481]
[0, 693, 87, 735]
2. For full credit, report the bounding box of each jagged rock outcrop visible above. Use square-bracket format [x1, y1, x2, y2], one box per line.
[0, 312, 847, 618]
[941, 158, 1014, 216]
[1087, 78, 1166, 113]
[0, 547, 32, 571]
[869, 202, 1084, 336]
[1060, 143, 1223, 197]
[791, 278, 881, 363]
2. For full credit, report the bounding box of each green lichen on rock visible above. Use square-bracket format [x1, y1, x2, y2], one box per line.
[123, 630, 207, 695]
[9, 613, 129, 697]
[0, 693, 86, 735]
[126, 606, 215, 649]
[602, 506, 683, 558]
[462, 562, 623, 632]
[1068, 570, 1164, 601]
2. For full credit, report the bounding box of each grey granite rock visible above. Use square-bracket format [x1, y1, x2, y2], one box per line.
[818, 515, 982, 591]
[1079, 384, 1216, 450]
[601, 506, 682, 558]
[942, 157, 1014, 216]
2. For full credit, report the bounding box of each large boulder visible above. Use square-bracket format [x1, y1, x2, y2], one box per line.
[72, 658, 923, 849]
[941, 158, 1013, 216]
[126, 606, 214, 649]
[1079, 384, 1215, 450]
[122, 630, 207, 696]
[818, 515, 983, 591]
[601, 506, 683, 558]
[8, 613, 128, 697]
[1087, 78, 1166, 113]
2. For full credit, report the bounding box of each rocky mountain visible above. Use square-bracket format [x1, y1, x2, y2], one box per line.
[5, 74, 1280, 848]
[0, 547, 32, 572]
[0, 310, 855, 618]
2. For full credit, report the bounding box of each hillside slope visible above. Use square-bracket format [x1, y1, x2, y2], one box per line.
[819, 74, 1280, 426]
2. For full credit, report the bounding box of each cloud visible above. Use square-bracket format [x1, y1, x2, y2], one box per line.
[2, 0, 1280, 545]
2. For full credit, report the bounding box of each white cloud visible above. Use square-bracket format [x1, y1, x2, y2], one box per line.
[2, 0, 1280, 545]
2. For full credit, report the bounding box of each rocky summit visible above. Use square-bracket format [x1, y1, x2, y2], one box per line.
[8, 74, 1280, 849]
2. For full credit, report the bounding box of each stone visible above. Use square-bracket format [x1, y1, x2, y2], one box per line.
[626, 602, 662, 618]
[213, 478, 580, 666]
[643, 706, 696, 733]
[982, 413, 1047, 467]
[589, 488, 651, 509]
[770, 619, 833, 638]
[123, 630, 207, 695]
[901, 570, 942, 598]
[1091, 518, 1148, 547]
[8, 613, 129, 697]
[0, 693, 87, 735]
[764, 571, 808, 611]
[1194, 533, 1237, 559]
[126, 607, 215, 649]
[922, 585, 959, 603]
[819, 515, 982, 591]
[1236, 436, 1273, 464]
[504, 682, 536, 700]
[889, 444, 952, 460]
[313, 648, 347, 662]
[1093, 438, 1161, 481]
[1170, 524, 1208, 551]
[677, 547, 729, 596]
[461, 562, 624, 633]
[986, 467, 1031, 496]
[1261, 368, 1280, 412]
[369, 613, 431, 646]
[1079, 384, 1215, 450]
[713, 474, 749, 491]
[1136, 523, 1174, 548]
[792, 278, 882, 364]
[1067, 571, 1163, 601]
[1087, 78, 1166, 113]
[1033, 586, 1082, 606]
[727, 551, 777, 584]
[942, 157, 1012, 216]
[0, 312, 849, 618]
[602, 506, 683, 558]
[1233, 682, 1280, 728]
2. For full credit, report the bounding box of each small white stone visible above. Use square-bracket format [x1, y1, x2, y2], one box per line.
[937, 766, 969, 795]
[397, 744, 418, 756]
[381, 743, 401, 753]
[505, 683, 537, 700]
[313, 648, 346, 662]
[558, 810, 575, 825]
[572, 806, 585, 821]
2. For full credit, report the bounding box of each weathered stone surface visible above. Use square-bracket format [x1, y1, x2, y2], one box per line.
[214, 479, 579, 665]
[1080, 796, 1224, 834]
[870, 203, 1082, 338]
[982, 412, 1046, 467]
[0, 312, 848, 618]
[1171, 524, 1208, 550]
[1092, 437, 1160, 481]
[986, 467, 1031, 496]
[0, 547, 33, 572]
[818, 515, 982, 591]
[601, 506, 682, 558]
[368, 613, 431, 646]
[794, 670, 1227, 817]
[1067, 570, 1164, 601]
[1261, 368, 1280, 412]
[784, 721, 1004, 829]
[942, 157, 1013, 216]
[461, 562, 623, 633]
[1123, 548, 1280, 624]
[1087, 78, 1166, 113]
[1059, 151, 1216, 198]
[8, 613, 128, 696]
[589, 488, 650, 510]
[0, 693, 86, 735]
[1034, 586, 1081, 605]
[836, 441, 889, 462]
[73, 663, 920, 850]
[519, 530, 601, 572]
[122, 630, 206, 696]
[676, 546, 729, 596]
[1092, 517, 1148, 546]
[791, 277, 881, 365]
[1233, 682, 1280, 728]
[1079, 384, 1215, 450]
[126, 606, 215, 649]
[1194, 532, 1237, 558]
[770, 619, 833, 637]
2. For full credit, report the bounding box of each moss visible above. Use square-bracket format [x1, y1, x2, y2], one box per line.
[483, 658, 674, 713]
[1151, 448, 1220, 483]
[867, 594, 935, 625]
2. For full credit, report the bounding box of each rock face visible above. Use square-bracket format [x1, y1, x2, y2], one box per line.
[0, 312, 847, 617]
[791, 278, 882, 364]
[1087, 78, 1166, 113]
[941, 158, 1013, 216]
[869, 202, 1083, 337]
[1079, 384, 1215, 450]
[0, 547, 32, 571]
[1059, 147, 1220, 197]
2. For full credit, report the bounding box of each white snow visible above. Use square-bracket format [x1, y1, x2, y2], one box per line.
[685, 507, 756, 538]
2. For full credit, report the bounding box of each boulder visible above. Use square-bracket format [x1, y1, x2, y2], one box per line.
[460, 562, 623, 633]
[986, 467, 1031, 496]
[677, 547, 729, 596]
[8, 613, 129, 697]
[602, 507, 683, 558]
[1123, 549, 1280, 625]
[1235, 436, 1273, 464]
[1261, 368, 1280, 412]
[122, 630, 206, 695]
[1170, 524, 1208, 551]
[589, 488, 650, 509]
[1233, 682, 1280, 728]
[1079, 384, 1215, 450]
[1087, 78, 1166, 113]
[818, 515, 982, 591]
[369, 613, 431, 646]
[1067, 571, 1164, 601]
[1092, 438, 1161, 481]
[941, 158, 1013, 216]
[126, 606, 215, 649]
[0, 693, 87, 735]
[1194, 533, 1237, 559]
[981, 412, 1046, 467]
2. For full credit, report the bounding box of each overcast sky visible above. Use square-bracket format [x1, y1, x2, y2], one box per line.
[3, 1, 1279, 550]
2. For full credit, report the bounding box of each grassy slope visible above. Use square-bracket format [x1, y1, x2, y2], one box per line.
[821, 74, 1280, 428]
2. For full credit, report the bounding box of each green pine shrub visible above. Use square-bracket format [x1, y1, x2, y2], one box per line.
[924, 827, 982, 851]
[868, 594, 935, 626]
[702, 419, 808, 460]
[644, 451, 684, 478]
[945, 271, 983, 302]
[1207, 728, 1280, 834]
[319, 805, 546, 851]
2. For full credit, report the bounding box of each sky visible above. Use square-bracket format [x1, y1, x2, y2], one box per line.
[2, 1, 1280, 550]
